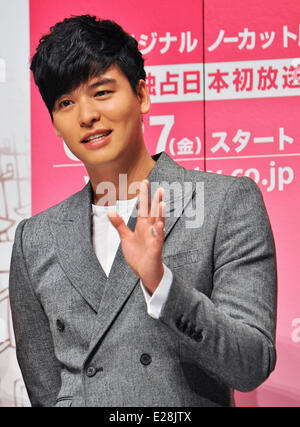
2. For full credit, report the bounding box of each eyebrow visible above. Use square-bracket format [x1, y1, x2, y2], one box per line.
[88, 78, 117, 89]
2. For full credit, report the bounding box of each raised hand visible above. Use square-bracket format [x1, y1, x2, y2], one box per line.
[107, 180, 165, 295]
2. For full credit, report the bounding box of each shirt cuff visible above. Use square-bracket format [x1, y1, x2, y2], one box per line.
[140, 264, 173, 319]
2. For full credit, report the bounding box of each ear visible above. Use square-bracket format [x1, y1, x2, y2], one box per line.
[55, 130, 62, 138]
[137, 80, 151, 114]
[54, 125, 62, 138]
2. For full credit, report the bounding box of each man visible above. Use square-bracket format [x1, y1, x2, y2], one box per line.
[9, 15, 277, 407]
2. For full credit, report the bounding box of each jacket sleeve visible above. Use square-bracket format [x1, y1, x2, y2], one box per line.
[9, 219, 62, 406]
[159, 177, 277, 392]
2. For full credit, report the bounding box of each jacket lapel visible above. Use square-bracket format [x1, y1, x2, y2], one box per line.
[48, 182, 107, 313]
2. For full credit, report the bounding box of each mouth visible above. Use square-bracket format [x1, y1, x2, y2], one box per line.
[81, 130, 112, 143]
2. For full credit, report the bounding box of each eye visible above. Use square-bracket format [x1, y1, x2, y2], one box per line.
[95, 90, 112, 97]
[58, 99, 72, 109]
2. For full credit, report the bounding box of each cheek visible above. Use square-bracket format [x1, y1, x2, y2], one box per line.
[53, 117, 65, 137]
[105, 97, 140, 124]
[54, 119, 75, 140]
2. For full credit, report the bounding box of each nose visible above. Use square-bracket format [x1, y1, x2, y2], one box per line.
[78, 99, 100, 127]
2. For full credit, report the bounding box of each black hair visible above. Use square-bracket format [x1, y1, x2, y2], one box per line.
[30, 15, 146, 120]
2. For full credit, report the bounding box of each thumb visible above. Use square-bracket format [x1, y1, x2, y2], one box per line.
[107, 211, 131, 240]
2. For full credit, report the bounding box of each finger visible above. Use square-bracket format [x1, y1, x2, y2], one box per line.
[107, 211, 131, 240]
[150, 187, 164, 220]
[156, 201, 166, 226]
[138, 179, 150, 218]
[151, 220, 165, 243]
[150, 201, 166, 244]
[156, 220, 165, 237]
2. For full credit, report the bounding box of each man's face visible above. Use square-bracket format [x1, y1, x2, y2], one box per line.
[52, 65, 150, 168]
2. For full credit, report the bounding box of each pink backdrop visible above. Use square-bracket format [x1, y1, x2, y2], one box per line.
[29, 0, 300, 406]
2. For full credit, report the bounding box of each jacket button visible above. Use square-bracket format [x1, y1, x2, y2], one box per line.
[86, 366, 97, 377]
[56, 319, 65, 332]
[140, 353, 152, 366]
[189, 326, 197, 338]
[194, 330, 203, 342]
[176, 315, 183, 329]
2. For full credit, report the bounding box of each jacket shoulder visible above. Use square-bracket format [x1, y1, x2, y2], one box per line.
[183, 165, 260, 196]
[14, 183, 91, 242]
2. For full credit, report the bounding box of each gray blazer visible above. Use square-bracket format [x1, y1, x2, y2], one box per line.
[9, 152, 277, 407]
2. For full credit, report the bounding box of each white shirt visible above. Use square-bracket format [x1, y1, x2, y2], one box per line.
[91, 198, 173, 319]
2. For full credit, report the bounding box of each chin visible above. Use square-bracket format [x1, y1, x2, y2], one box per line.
[82, 153, 118, 168]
